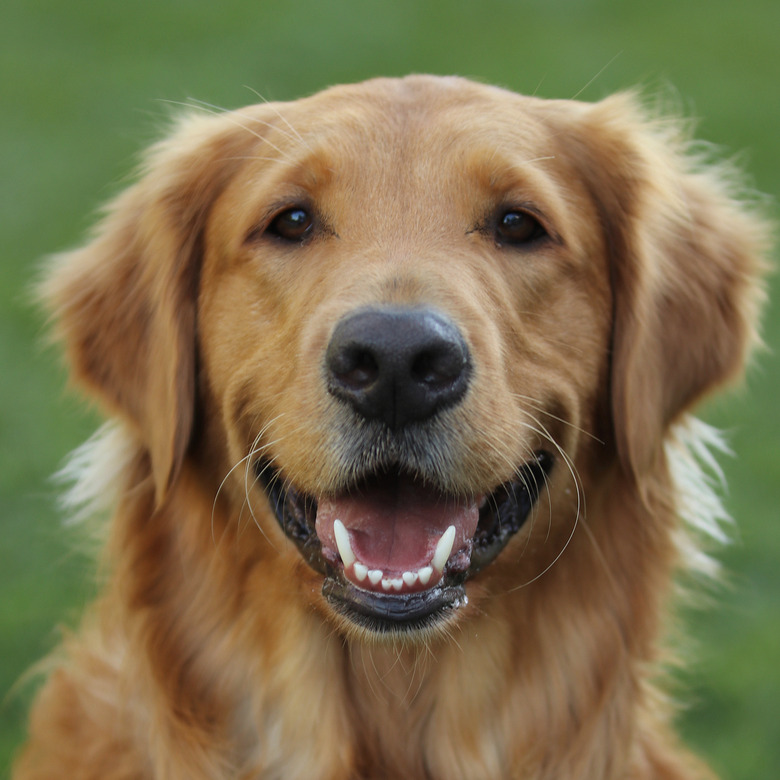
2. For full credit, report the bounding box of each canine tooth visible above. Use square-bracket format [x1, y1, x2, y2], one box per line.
[417, 566, 433, 585]
[353, 562, 368, 582]
[381, 578, 393, 591]
[390, 578, 404, 591]
[402, 571, 418, 587]
[368, 569, 383, 585]
[333, 519, 355, 566]
[432, 525, 456, 571]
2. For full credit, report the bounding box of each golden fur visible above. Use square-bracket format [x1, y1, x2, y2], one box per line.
[15, 76, 769, 779]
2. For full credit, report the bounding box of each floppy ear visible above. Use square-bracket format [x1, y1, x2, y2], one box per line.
[561, 94, 769, 478]
[41, 111, 256, 502]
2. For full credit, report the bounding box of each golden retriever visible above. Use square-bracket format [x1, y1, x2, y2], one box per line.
[15, 76, 769, 779]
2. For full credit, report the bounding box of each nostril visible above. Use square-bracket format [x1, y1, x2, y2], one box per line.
[332, 347, 379, 390]
[411, 346, 465, 388]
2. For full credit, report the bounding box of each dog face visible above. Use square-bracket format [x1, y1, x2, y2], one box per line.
[45, 76, 763, 641]
[195, 78, 617, 635]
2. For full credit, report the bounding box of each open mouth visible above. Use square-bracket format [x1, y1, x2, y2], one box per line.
[257, 452, 554, 634]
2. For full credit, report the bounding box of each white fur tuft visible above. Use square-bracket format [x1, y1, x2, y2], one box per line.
[55, 422, 138, 526]
[667, 416, 733, 580]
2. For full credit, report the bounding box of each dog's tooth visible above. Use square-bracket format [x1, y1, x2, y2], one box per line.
[432, 525, 456, 572]
[381, 578, 393, 591]
[390, 577, 404, 591]
[368, 569, 383, 585]
[417, 566, 433, 585]
[402, 571, 418, 587]
[353, 562, 368, 582]
[333, 519, 356, 567]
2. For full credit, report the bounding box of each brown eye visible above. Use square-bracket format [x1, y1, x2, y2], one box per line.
[267, 207, 314, 242]
[496, 210, 546, 247]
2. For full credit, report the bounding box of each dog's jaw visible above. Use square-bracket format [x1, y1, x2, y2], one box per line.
[256, 451, 554, 635]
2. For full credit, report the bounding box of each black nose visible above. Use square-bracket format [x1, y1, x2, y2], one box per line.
[325, 307, 471, 429]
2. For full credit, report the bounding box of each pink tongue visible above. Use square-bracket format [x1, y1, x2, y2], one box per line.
[316, 476, 478, 573]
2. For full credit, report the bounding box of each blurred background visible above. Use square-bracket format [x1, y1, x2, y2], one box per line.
[2, 0, 777, 776]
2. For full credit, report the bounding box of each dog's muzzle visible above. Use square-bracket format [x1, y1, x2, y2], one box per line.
[257, 306, 554, 634]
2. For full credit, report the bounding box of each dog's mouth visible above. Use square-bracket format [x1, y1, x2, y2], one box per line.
[257, 452, 554, 634]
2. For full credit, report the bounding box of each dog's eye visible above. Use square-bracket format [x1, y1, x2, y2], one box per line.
[267, 207, 314, 242]
[496, 210, 546, 247]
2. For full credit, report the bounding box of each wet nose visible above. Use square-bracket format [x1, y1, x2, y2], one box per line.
[325, 306, 471, 429]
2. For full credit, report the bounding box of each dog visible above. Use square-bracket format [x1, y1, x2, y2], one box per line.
[15, 76, 768, 779]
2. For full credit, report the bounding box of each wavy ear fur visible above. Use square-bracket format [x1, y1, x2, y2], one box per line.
[558, 94, 769, 479]
[40, 111, 256, 502]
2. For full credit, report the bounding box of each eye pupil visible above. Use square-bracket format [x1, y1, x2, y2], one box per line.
[269, 207, 313, 242]
[503, 212, 523, 229]
[497, 210, 545, 246]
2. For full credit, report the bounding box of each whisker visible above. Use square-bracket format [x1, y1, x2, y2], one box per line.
[569, 52, 623, 101]
[520, 155, 556, 166]
[211, 413, 293, 548]
[511, 392, 603, 443]
[508, 416, 582, 591]
[240, 86, 299, 137]
[182, 96, 307, 149]
[204, 109, 297, 164]
[242, 85, 311, 150]
[157, 98, 300, 165]
[211, 448, 252, 542]
[218, 155, 301, 167]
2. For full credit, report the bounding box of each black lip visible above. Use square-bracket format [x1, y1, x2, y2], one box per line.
[256, 451, 554, 632]
[469, 450, 555, 575]
[322, 579, 468, 634]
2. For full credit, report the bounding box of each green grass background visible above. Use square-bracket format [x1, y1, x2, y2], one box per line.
[2, 0, 778, 776]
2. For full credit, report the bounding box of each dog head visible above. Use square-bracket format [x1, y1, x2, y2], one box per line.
[44, 76, 765, 639]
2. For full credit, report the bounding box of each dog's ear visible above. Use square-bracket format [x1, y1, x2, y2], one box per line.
[41, 111, 256, 503]
[557, 94, 769, 479]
